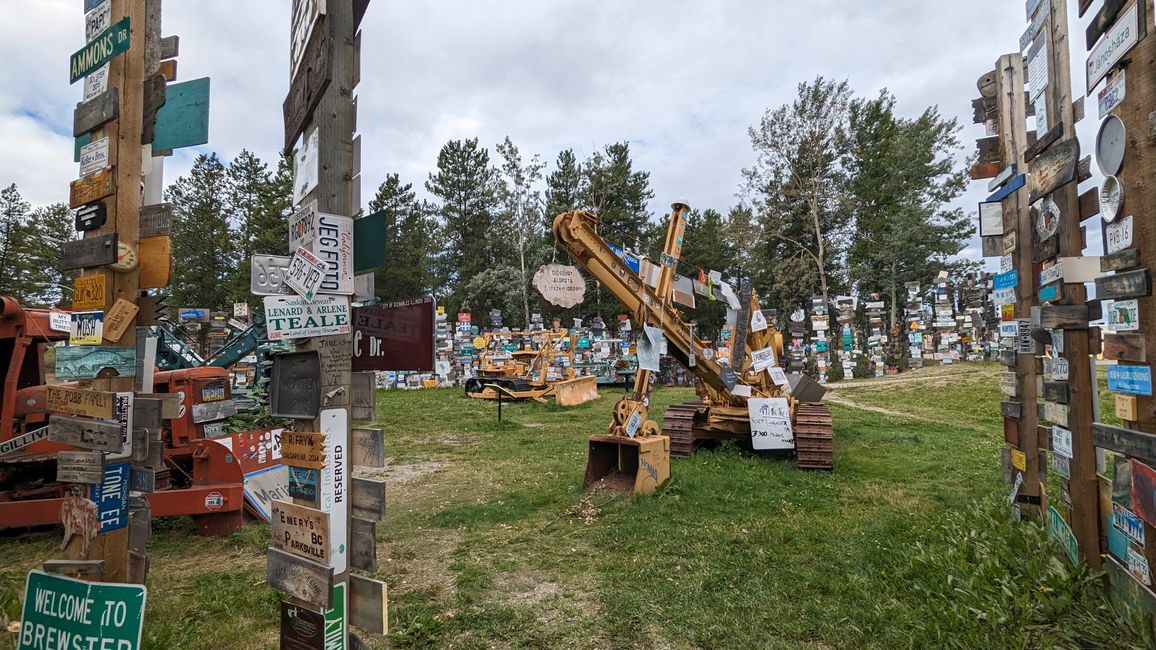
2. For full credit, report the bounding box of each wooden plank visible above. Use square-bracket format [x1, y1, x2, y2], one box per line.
[42, 560, 106, 575]
[1079, 0, 1094, 18]
[1077, 155, 1092, 183]
[266, 547, 334, 610]
[1094, 423, 1156, 462]
[158, 59, 176, 81]
[976, 136, 1002, 164]
[1001, 401, 1024, 419]
[1042, 381, 1071, 404]
[1028, 137, 1079, 202]
[350, 517, 377, 572]
[1086, 0, 1128, 50]
[283, 14, 334, 150]
[45, 385, 115, 419]
[350, 428, 384, 468]
[1079, 188, 1100, 219]
[133, 397, 163, 429]
[1096, 269, 1152, 300]
[350, 477, 385, 521]
[349, 574, 387, 636]
[970, 162, 1002, 180]
[1102, 248, 1141, 272]
[270, 500, 330, 564]
[280, 431, 327, 469]
[140, 73, 166, 144]
[139, 203, 172, 237]
[1116, 394, 1139, 421]
[1039, 305, 1089, 329]
[159, 35, 179, 59]
[1004, 418, 1021, 447]
[103, 298, 139, 343]
[68, 168, 115, 209]
[1104, 333, 1147, 362]
[47, 415, 124, 453]
[138, 235, 171, 289]
[1041, 401, 1070, 427]
[1023, 122, 1063, 163]
[73, 88, 119, 136]
[351, 371, 376, 421]
[56, 451, 104, 484]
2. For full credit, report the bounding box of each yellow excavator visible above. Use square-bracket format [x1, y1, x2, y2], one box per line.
[552, 202, 834, 495]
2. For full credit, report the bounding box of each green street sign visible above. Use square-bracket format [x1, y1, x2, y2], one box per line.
[353, 211, 387, 273]
[70, 17, 131, 84]
[1048, 506, 1080, 565]
[17, 570, 146, 650]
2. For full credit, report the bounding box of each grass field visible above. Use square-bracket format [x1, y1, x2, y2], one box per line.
[0, 363, 1145, 649]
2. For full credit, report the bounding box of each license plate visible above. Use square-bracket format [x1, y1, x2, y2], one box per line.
[250, 255, 294, 296]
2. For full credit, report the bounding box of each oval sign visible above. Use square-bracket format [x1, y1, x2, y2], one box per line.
[1100, 175, 1123, 223]
[1096, 115, 1126, 176]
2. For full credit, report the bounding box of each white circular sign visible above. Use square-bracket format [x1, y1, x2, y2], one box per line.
[1100, 175, 1123, 223]
[1096, 115, 1126, 176]
[532, 264, 587, 308]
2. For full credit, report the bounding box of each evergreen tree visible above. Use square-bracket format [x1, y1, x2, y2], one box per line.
[679, 208, 732, 338]
[168, 153, 236, 311]
[544, 148, 581, 225]
[742, 76, 852, 315]
[844, 90, 973, 326]
[495, 136, 547, 327]
[225, 149, 274, 304]
[23, 203, 76, 307]
[425, 138, 500, 317]
[367, 174, 435, 301]
[0, 184, 31, 299]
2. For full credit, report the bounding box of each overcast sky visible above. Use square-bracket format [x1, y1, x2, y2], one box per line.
[0, 0, 1103, 271]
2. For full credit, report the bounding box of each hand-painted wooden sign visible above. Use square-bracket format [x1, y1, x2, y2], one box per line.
[70, 17, 130, 83]
[350, 477, 386, 522]
[1028, 138, 1079, 203]
[284, 16, 333, 150]
[271, 351, 322, 419]
[1131, 460, 1156, 527]
[56, 451, 104, 484]
[69, 311, 103, 345]
[270, 500, 330, 564]
[1097, 270, 1151, 300]
[1108, 364, 1153, 396]
[1104, 333, 1145, 362]
[1116, 394, 1139, 420]
[290, 0, 327, 76]
[1087, 1, 1138, 91]
[68, 168, 114, 209]
[45, 385, 114, 419]
[1024, 123, 1063, 163]
[1095, 423, 1156, 462]
[55, 346, 135, 380]
[1102, 249, 1140, 273]
[152, 77, 210, 152]
[139, 203, 173, 238]
[280, 431, 326, 469]
[72, 275, 106, 311]
[286, 246, 328, 300]
[102, 298, 139, 343]
[267, 547, 334, 610]
[48, 415, 124, 453]
[263, 295, 351, 340]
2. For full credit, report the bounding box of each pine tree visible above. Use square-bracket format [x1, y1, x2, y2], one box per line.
[23, 203, 76, 307]
[544, 148, 581, 225]
[425, 138, 500, 317]
[225, 149, 274, 304]
[168, 153, 237, 311]
[0, 184, 31, 299]
[367, 174, 435, 302]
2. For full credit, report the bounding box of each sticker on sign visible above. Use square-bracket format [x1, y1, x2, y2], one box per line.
[285, 246, 327, 300]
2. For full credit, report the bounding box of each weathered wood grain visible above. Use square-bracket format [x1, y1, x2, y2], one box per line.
[48, 415, 123, 453]
[350, 516, 377, 573]
[45, 385, 115, 419]
[351, 427, 384, 468]
[1103, 333, 1146, 362]
[1101, 248, 1141, 272]
[349, 574, 387, 635]
[1093, 423, 1156, 462]
[266, 547, 334, 610]
[1039, 305, 1089, 329]
[73, 88, 119, 136]
[350, 477, 385, 521]
[1096, 269, 1152, 300]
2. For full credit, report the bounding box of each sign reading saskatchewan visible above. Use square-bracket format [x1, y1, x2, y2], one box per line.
[18, 570, 146, 650]
[70, 17, 130, 84]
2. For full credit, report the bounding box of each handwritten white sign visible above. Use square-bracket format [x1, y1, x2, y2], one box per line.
[533, 264, 586, 308]
[748, 397, 793, 451]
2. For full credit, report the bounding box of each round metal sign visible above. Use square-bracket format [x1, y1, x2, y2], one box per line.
[1100, 175, 1123, 223]
[1096, 115, 1126, 176]
[1032, 197, 1060, 241]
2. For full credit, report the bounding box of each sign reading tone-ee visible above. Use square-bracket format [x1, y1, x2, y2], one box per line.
[270, 499, 330, 564]
[17, 571, 146, 650]
[533, 264, 587, 308]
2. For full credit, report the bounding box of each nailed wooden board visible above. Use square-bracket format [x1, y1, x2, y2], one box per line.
[160, 35, 179, 59]
[139, 203, 173, 238]
[1086, 0, 1128, 50]
[1116, 394, 1139, 421]
[270, 500, 330, 564]
[139, 236, 171, 289]
[1094, 423, 1156, 462]
[976, 136, 1002, 164]
[60, 233, 117, 272]
[103, 298, 139, 343]
[283, 14, 333, 150]
[47, 415, 123, 453]
[1096, 269, 1152, 300]
[266, 547, 334, 610]
[351, 371, 376, 421]
[351, 427, 384, 468]
[971, 162, 1002, 180]
[1028, 138, 1079, 203]
[1040, 401, 1070, 427]
[350, 517, 377, 573]
[72, 88, 119, 137]
[280, 431, 326, 469]
[1024, 123, 1063, 163]
[1039, 305, 1089, 329]
[1042, 381, 1071, 404]
[1078, 187, 1100, 219]
[1004, 418, 1020, 447]
[999, 349, 1018, 367]
[68, 167, 115, 209]
[140, 73, 167, 145]
[350, 477, 386, 521]
[56, 451, 104, 484]
[349, 574, 388, 636]
[1102, 249, 1141, 272]
[1103, 333, 1146, 362]
[45, 385, 115, 419]
[133, 398, 163, 429]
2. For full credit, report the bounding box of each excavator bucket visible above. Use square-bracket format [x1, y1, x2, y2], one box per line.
[583, 434, 670, 495]
[553, 375, 600, 406]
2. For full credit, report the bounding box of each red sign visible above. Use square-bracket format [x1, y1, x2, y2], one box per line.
[204, 491, 225, 511]
[352, 297, 435, 372]
[457, 312, 471, 323]
[1131, 460, 1156, 527]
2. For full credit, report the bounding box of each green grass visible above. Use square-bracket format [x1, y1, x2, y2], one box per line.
[0, 368, 1143, 649]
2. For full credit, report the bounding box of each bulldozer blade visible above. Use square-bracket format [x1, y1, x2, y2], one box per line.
[583, 434, 670, 495]
[553, 375, 600, 406]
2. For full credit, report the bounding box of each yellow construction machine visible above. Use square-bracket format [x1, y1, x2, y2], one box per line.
[464, 329, 599, 405]
[552, 202, 834, 495]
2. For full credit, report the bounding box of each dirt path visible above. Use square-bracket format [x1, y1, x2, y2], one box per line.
[823, 392, 939, 421]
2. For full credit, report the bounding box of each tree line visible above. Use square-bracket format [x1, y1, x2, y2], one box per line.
[0, 77, 974, 344]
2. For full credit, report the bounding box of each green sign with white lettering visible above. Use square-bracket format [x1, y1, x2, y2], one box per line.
[1048, 506, 1080, 565]
[17, 570, 146, 650]
[70, 17, 131, 84]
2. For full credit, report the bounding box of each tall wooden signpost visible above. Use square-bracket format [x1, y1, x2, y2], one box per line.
[268, 2, 387, 647]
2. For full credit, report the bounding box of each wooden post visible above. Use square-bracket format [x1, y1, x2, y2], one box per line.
[1042, 0, 1100, 569]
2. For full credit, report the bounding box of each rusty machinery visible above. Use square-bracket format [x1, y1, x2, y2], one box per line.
[464, 328, 600, 406]
[552, 202, 834, 494]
